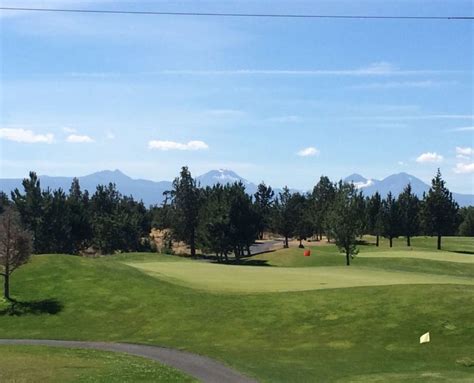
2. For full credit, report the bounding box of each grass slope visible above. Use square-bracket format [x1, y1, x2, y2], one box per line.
[0, 243, 473, 382]
[0, 345, 196, 383]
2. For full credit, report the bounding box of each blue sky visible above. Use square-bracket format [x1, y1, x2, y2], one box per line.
[1, 0, 473, 193]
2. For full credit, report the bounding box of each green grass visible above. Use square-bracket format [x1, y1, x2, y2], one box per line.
[125, 260, 474, 292]
[0, 345, 196, 383]
[0, 237, 473, 382]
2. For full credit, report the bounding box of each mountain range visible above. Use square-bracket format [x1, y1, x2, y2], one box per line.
[0, 169, 472, 207]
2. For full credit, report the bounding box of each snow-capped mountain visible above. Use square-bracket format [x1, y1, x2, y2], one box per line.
[344, 172, 473, 206]
[197, 169, 258, 194]
[344, 174, 378, 189]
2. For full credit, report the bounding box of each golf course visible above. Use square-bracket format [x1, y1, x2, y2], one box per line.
[0, 236, 473, 382]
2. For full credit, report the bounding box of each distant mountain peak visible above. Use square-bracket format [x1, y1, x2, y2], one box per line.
[344, 173, 367, 183]
[197, 169, 254, 189]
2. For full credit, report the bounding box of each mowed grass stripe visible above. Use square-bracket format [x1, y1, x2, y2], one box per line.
[125, 261, 474, 293]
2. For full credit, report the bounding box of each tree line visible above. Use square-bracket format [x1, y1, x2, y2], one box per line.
[0, 172, 152, 255]
[0, 168, 472, 262]
[156, 167, 467, 266]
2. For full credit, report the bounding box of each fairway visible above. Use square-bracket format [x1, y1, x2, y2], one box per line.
[125, 260, 474, 293]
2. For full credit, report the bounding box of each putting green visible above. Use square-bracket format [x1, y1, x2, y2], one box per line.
[125, 261, 474, 293]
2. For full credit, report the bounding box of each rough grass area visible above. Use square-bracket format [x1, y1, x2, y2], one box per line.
[0, 345, 196, 383]
[126, 261, 474, 292]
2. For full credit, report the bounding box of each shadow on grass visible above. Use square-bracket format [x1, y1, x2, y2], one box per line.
[0, 298, 63, 316]
[449, 250, 474, 255]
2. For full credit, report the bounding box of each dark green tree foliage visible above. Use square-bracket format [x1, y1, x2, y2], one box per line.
[273, 187, 299, 248]
[254, 182, 274, 239]
[311, 176, 336, 241]
[397, 184, 420, 246]
[293, 193, 314, 248]
[0, 192, 11, 214]
[421, 169, 459, 250]
[458, 207, 474, 236]
[90, 184, 150, 254]
[67, 178, 92, 253]
[197, 183, 258, 262]
[327, 182, 362, 265]
[169, 167, 201, 257]
[367, 192, 383, 246]
[11, 172, 44, 252]
[42, 188, 72, 253]
[228, 182, 258, 260]
[382, 192, 401, 248]
[151, 191, 174, 230]
[90, 183, 122, 253]
[198, 184, 233, 262]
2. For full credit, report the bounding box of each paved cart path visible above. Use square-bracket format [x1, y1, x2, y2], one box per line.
[0, 339, 257, 383]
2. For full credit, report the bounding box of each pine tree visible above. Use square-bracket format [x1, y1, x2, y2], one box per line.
[67, 178, 92, 253]
[367, 192, 383, 246]
[169, 167, 201, 257]
[382, 192, 401, 248]
[327, 182, 362, 265]
[421, 169, 459, 250]
[254, 182, 274, 240]
[273, 187, 299, 248]
[398, 183, 420, 246]
[312, 176, 336, 241]
[11, 172, 44, 253]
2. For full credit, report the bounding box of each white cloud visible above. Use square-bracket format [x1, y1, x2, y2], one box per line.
[453, 162, 474, 174]
[66, 134, 95, 143]
[457, 154, 470, 160]
[456, 146, 473, 156]
[416, 152, 443, 163]
[297, 147, 319, 157]
[106, 131, 115, 140]
[398, 161, 407, 166]
[148, 140, 209, 151]
[0, 128, 54, 143]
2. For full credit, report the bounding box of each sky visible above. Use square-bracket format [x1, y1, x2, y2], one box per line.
[0, 0, 473, 193]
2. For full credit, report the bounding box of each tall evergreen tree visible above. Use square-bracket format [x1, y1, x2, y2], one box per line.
[197, 185, 232, 262]
[0, 192, 10, 214]
[228, 183, 258, 260]
[169, 167, 201, 257]
[312, 176, 336, 241]
[367, 192, 383, 246]
[382, 192, 400, 248]
[67, 178, 92, 253]
[458, 207, 474, 237]
[293, 194, 314, 248]
[398, 183, 420, 246]
[421, 169, 459, 250]
[254, 182, 275, 240]
[11, 172, 44, 253]
[327, 182, 362, 265]
[273, 187, 300, 248]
